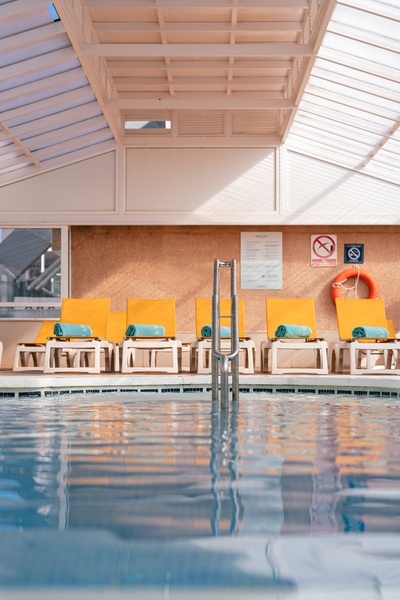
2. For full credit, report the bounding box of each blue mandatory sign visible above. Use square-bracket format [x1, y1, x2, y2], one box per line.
[344, 243, 364, 264]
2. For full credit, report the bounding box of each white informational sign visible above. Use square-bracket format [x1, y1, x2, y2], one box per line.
[240, 232, 282, 289]
[311, 234, 337, 267]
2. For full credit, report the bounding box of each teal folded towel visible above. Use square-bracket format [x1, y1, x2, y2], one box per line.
[200, 325, 231, 338]
[125, 324, 165, 337]
[275, 324, 312, 338]
[352, 326, 389, 339]
[53, 323, 92, 337]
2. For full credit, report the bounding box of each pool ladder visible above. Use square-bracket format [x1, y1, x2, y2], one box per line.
[211, 259, 239, 406]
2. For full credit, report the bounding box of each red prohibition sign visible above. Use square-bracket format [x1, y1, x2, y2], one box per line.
[312, 235, 336, 258]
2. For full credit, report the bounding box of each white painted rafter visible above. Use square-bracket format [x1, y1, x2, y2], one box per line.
[80, 43, 316, 58]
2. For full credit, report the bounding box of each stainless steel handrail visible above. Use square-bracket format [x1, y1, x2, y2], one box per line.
[211, 259, 239, 406]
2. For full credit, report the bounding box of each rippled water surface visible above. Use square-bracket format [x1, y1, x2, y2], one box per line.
[1, 392, 400, 597]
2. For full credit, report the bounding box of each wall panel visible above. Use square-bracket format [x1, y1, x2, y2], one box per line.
[286, 151, 400, 224]
[71, 225, 400, 336]
[125, 148, 276, 222]
[1, 147, 400, 225]
[0, 153, 116, 216]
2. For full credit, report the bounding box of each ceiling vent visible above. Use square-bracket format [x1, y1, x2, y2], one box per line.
[177, 112, 225, 136]
[232, 111, 279, 136]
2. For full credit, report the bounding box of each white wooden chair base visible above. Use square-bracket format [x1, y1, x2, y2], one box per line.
[261, 339, 329, 375]
[331, 340, 400, 375]
[120, 339, 182, 373]
[190, 339, 255, 374]
[43, 339, 114, 373]
[13, 343, 46, 371]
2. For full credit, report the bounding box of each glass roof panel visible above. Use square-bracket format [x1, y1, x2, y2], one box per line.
[312, 60, 399, 93]
[323, 33, 399, 69]
[307, 76, 399, 110]
[289, 124, 375, 154]
[285, 0, 400, 186]
[300, 94, 395, 128]
[332, 4, 399, 40]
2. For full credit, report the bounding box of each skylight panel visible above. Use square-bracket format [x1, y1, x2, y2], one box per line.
[323, 32, 400, 69]
[293, 113, 382, 145]
[311, 64, 400, 99]
[287, 0, 400, 184]
[305, 80, 400, 118]
[287, 137, 364, 167]
[364, 160, 400, 184]
[47, 4, 60, 22]
[301, 93, 395, 128]
[337, 0, 400, 23]
[6, 93, 96, 129]
[290, 122, 379, 150]
[332, 3, 399, 40]
[289, 125, 370, 156]
[369, 152, 399, 169]
[297, 100, 392, 137]
[317, 46, 399, 81]
[373, 138, 400, 157]
[390, 130, 400, 143]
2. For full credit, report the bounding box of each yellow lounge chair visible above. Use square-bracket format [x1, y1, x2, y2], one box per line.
[120, 299, 182, 373]
[331, 298, 400, 375]
[13, 320, 58, 371]
[43, 298, 114, 373]
[190, 298, 255, 374]
[261, 297, 329, 375]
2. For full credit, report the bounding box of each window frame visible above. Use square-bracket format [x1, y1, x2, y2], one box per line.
[0, 226, 69, 319]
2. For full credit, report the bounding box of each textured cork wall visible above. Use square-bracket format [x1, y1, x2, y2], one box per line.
[71, 225, 400, 334]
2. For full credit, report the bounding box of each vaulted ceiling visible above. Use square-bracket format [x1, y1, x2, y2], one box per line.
[1, 0, 399, 188]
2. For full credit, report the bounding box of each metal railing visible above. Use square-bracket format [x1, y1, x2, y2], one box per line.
[211, 259, 239, 406]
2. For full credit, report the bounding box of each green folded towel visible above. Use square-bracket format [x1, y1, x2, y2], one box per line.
[275, 324, 312, 338]
[352, 326, 389, 339]
[125, 324, 165, 337]
[53, 323, 93, 337]
[200, 325, 231, 338]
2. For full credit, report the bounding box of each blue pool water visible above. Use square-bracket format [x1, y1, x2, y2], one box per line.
[0, 392, 400, 598]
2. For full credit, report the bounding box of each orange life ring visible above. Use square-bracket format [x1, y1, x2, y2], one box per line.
[331, 268, 379, 302]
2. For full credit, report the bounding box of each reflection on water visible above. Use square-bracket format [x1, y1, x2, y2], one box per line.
[0, 393, 400, 595]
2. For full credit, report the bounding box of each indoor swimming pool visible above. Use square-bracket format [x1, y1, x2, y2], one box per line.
[0, 391, 400, 599]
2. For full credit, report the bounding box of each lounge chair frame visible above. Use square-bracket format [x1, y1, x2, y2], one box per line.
[43, 298, 114, 374]
[260, 298, 329, 375]
[331, 299, 400, 375]
[120, 299, 182, 373]
[13, 321, 58, 371]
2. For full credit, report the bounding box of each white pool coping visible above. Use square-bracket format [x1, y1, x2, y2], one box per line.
[0, 370, 400, 397]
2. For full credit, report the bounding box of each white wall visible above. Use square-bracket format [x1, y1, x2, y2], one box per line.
[285, 152, 400, 225]
[1, 146, 400, 225]
[0, 153, 116, 224]
[125, 148, 276, 223]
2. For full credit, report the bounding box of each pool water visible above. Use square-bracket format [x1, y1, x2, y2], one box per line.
[0, 392, 400, 598]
